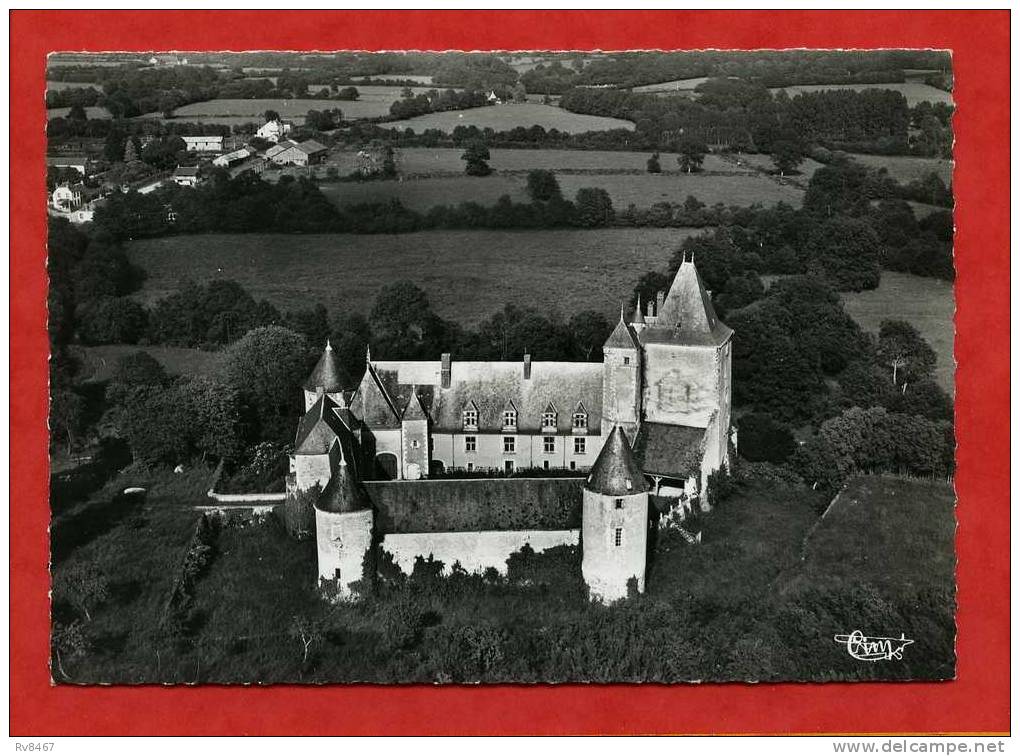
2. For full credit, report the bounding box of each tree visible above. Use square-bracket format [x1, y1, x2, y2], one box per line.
[676, 138, 707, 173]
[646, 153, 662, 174]
[158, 94, 177, 119]
[567, 310, 611, 360]
[771, 140, 804, 176]
[103, 129, 126, 163]
[876, 320, 937, 386]
[574, 187, 614, 227]
[289, 613, 324, 668]
[804, 216, 882, 291]
[512, 81, 527, 104]
[77, 296, 149, 345]
[737, 413, 796, 463]
[525, 169, 561, 202]
[264, 109, 281, 123]
[224, 326, 313, 444]
[50, 387, 87, 454]
[461, 139, 492, 176]
[55, 562, 109, 621]
[67, 103, 88, 121]
[123, 136, 141, 164]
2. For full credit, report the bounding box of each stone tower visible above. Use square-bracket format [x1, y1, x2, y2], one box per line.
[314, 444, 374, 601]
[601, 304, 642, 441]
[637, 256, 733, 495]
[400, 385, 430, 480]
[303, 340, 352, 411]
[582, 425, 651, 603]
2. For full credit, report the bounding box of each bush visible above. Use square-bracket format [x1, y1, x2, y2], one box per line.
[737, 413, 796, 463]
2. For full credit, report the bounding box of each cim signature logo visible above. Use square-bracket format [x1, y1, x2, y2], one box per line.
[833, 630, 915, 661]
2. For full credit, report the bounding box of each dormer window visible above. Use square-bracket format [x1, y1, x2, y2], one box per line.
[542, 402, 558, 432]
[462, 404, 478, 430]
[572, 409, 588, 430]
[503, 410, 517, 429]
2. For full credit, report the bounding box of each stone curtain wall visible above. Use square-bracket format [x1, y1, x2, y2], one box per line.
[382, 529, 579, 576]
[366, 477, 584, 534]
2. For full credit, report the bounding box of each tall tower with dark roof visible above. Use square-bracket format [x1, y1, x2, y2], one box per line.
[313, 444, 374, 601]
[601, 304, 643, 441]
[635, 257, 733, 498]
[582, 425, 650, 603]
[400, 385, 431, 480]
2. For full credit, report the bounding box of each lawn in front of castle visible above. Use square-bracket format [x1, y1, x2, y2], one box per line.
[51, 469, 955, 684]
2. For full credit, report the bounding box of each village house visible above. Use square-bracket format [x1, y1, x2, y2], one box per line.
[284, 258, 733, 603]
[212, 147, 253, 168]
[181, 135, 224, 153]
[46, 156, 91, 176]
[256, 119, 293, 143]
[171, 165, 201, 187]
[265, 139, 329, 167]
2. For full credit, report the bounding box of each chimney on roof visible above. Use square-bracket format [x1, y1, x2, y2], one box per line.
[646, 299, 654, 319]
[441, 353, 451, 389]
[523, 354, 532, 380]
[656, 290, 665, 314]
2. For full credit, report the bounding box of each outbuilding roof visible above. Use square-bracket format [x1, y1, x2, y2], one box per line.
[632, 422, 706, 480]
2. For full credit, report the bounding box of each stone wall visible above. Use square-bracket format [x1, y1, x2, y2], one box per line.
[382, 529, 579, 576]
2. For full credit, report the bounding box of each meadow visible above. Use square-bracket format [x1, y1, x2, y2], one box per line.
[848, 153, 953, 185]
[124, 228, 693, 326]
[384, 103, 635, 134]
[137, 87, 442, 123]
[76, 344, 226, 382]
[840, 271, 955, 395]
[317, 171, 803, 213]
[632, 77, 710, 93]
[770, 82, 953, 107]
[47, 106, 111, 120]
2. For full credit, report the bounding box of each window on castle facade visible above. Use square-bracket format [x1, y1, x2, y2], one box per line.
[614, 528, 623, 547]
[463, 409, 477, 429]
[410, 439, 420, 449]
[544, 436, 555, 454]
[574, 437, 586, 455]
[504, 436, 516, 454]
[623, 356, 630, 365]
[464, 436, 476, 453]
[572, 412, 587, 429]
[542, 411, 557, 429]
[503, 410, 517, 429]
[615, 498, 623, 510]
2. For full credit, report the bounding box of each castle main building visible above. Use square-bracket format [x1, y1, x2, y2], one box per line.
[289, 258, 733, 603]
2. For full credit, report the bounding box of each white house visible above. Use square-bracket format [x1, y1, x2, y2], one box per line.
[172, 165, 201, 187]
[256, 119, 293, 144]
[182, 136, 224, 153]
[46, 157, 89, 176]
[51, 184, 82, 211]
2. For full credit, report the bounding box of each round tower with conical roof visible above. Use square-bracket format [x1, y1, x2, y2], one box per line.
[314, 445, 374, 601]
[303, 340, 352, 411]
[582, 425, 651, 603]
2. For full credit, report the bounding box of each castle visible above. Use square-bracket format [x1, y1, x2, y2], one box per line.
[288, 257, 733, 603]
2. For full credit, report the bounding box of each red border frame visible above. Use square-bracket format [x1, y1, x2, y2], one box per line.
[10, 10, 1009, 736]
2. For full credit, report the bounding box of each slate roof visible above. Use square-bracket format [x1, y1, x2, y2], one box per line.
[304, 341, 351, 392]
[586, 425, 649, 496]
[370, 359, 603, 434]
[632, 422, 706, 480]
[294, 394, 357, 456]
[316, 458, 372, 514]
[264, 141, 297, 159]
[173, 165, 200, 177]
[642, 260, 733, 347]
[366, 477, 584, 534]
[351, 362, 402, 429]
[297, 139, 328, 154]
[604, 313, 641, 350]
[401, 386, 430, 421]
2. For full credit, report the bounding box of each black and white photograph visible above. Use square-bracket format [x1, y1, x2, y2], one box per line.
[47, 47, 957, 685]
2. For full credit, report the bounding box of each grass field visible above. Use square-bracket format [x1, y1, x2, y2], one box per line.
[800, 475, 955, 595]
[48, 106, 111, 120]
[727, 152, 826, 178]
[848, 153, 954, 185]
[633, 77, 710, 93]
[352, 73, 435, 84]
[770, 82, 953, 107]
[138, 88, 441, 123]
[76, 344, 226, 383]
[384, 103, 635, 134]
[125, 229, 693, 326]
[841, 271, 955, 395]
[318, 171, 802, 213]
